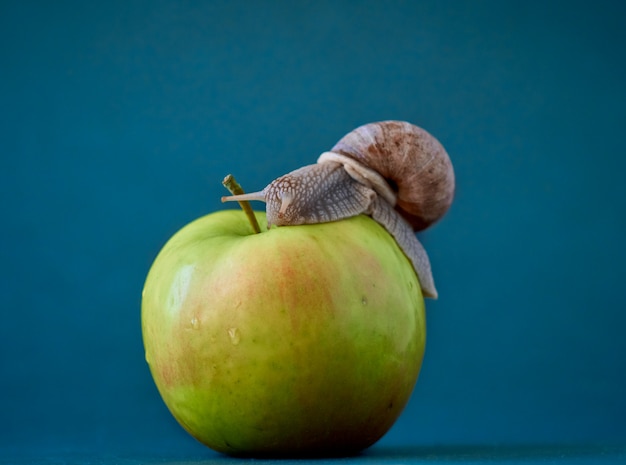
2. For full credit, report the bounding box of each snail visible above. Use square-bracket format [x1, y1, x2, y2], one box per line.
[221, 121, 455, 299]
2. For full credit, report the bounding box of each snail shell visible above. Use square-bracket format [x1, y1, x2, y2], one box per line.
[325, 121, 455, 231]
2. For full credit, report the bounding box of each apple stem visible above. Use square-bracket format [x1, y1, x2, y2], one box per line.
[222, 174, 262, 234]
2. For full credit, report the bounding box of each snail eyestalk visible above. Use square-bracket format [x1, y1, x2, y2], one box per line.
[221, 174, 262, 234]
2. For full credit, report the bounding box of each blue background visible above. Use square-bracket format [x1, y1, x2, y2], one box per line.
[1, 1, 625, 463]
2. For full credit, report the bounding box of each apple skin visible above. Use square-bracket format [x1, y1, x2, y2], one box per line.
[141, 210, 426, 456]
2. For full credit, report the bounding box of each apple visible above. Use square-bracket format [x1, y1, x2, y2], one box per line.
[141, 209, 426, 456]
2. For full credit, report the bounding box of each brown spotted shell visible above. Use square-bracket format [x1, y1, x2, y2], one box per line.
[329, 120, 455, 231]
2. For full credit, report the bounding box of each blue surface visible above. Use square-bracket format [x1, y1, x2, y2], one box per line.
[1, 0, 625, 463]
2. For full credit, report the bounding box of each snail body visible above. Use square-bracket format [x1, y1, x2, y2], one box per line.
[222, 121, 455, 299]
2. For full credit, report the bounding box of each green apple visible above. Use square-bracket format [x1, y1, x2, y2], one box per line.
[141, 209, 426, 456]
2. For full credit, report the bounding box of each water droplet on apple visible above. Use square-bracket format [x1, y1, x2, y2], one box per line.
[361, 296, 368, 306]
[190, 317, 199, 329]
[228, 327, 240, 345]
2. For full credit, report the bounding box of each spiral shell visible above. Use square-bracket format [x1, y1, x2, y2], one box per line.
[329, 121, 455, 231]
